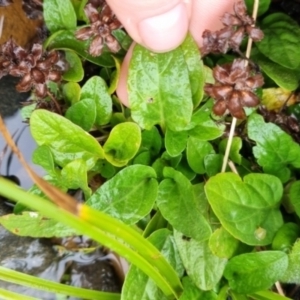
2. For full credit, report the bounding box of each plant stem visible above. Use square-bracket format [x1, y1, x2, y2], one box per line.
[221, 0, 260, 173]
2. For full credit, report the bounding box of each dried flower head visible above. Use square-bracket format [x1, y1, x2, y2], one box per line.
[201, 1, 264, 56]
[22, 0, 43, 20]
[75, 3, 122, 56]
[0, 38, 67, 98]
[205, 59, 264, 119]
[0, 0, 13, 7]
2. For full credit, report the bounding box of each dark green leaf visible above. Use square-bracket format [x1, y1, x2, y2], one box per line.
[286, 181, 300, 217]
[128, 39, 194, 131]
[205, 173, 283, 245]
[257, 13, 300, 69]
[103, 122, 141, 167]
[252, 53, 299, 91]
[122, 229, 183, 300]
[140, 127, 162, 156]
[62, 50, 84, 82]
[30, 109, 104, 169]
[224, 251, 288, 294]
[245, 0, 271, 16]
[165, 129, 188, 157]
[204, 154, 223, 177]
[174, 230, 227, 291]
[157, 168, 211, 241]
[86, 165, 157, 224]
[247, 113, 300, 182]
[65, 98, 96, 131]
[0, 212, 79, 237]
[43, 0, 76, 33]
[45, 29, 115, 67]
[80, 76, 112, 126]
[187, 138, 215, 174]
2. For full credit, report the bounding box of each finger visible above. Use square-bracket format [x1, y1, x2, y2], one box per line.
[106, 0, 191, 52]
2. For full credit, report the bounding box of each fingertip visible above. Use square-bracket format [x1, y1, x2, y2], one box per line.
[137, 3, 189, 52]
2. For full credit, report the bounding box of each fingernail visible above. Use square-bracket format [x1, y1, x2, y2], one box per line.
[138, 3, 188, 52]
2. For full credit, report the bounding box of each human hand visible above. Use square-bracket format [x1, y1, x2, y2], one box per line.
[106, 0, 235, 105]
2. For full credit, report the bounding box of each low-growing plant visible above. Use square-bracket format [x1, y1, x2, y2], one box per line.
[1, 0, 300, 299]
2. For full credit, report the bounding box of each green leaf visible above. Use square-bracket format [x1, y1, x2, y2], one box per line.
[245, 0, 271, 16]
[187, 138, 215, 174]
[30, 109, 104, 169]
[165, 129, 188, 157]
[80, 76, 112, 126]
[62, 50, 84, 82]
[247, 113, 300, 182]
[122, 229, 184, 300]
[65, 98, 96, 131]
[179, 277, 217, 300]
[224, 251, 288, 294]
[62, 82, 81, 105]
[61, 159, 91, 199]
[257, 13, 300, 69]
[32, 145, 57, 177]
[103, 122, 141, 167]
[204, 154, 223, 177]
[280, 239, 300, 283]
[219, 137, 242, 165]
[286, 181, 300, 217]
[187, 104, 225, 140]
[209, 227, 240, 259]
[108, 56, 121, 95]
[205, 173, 283, 245]
[157, 168, 211, 241]
[43, 0, 76, 33]
[86, 165, 157, 224]
[181, 34, 205, 107]
[128, 39, 194, 131]
[45, 29, 115, 67]
[174, 230, 227, 291]
[252, 53, 299, 91]
[0, 212, 79, 237]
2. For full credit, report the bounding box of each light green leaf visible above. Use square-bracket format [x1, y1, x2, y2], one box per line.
[80, 76, 112, 126]
[32, 145, 57, 176]
[224, 251, 288, 294]
[122, 229, 184, 300]
[174, 230, 227, 291]
[247, 113, 300, 182]
[280, 239, 300, 283]
[165, 129, 188, 157]
[181, 34, 205, 107]
[43, 0, 76, 33]
[65, 98, 96, 131]
[205, 172, 283, 245]
[286, 181, 300, 217]
[86, 165, 157, 224]
[187, 104, 225, 140]
[128, 39, 194, 131]
[257, 13, 300, 69]
[61, 159, 91, 199]
[219, 137, 242, 165]
[204, 154, 223, 177]
[179, 277, 217, 300]
[104, 122, 141, 167]
[62, 82, 81, 105]
[0, 212, 79, 237]
[187, 138, 215, 174]
[108, 56, 121, 95]
[209, 227, 240, 259]
[62, 50, 84, 82]
[157, 168, 211, 241]
[30, 109, 104, 169]
[45, 29, 115, 67]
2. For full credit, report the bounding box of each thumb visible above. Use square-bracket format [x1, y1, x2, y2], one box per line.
[106, 0, 190, 52]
